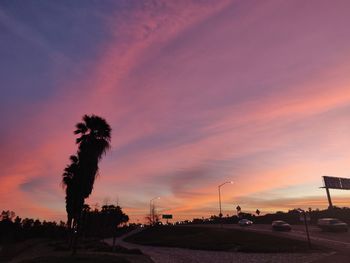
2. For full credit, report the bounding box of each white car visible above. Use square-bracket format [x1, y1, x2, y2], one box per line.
[238, 219, 253, 226]
[317, 218, 348, 232]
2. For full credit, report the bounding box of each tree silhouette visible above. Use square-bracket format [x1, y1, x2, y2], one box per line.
[0, 210, 15, 221]
[62, 155, 79, 229]
[74, 114, 111, 200]
[62, 114, 111, 252]
[146, 204, 160, 226]
[0, 212, 67, 244]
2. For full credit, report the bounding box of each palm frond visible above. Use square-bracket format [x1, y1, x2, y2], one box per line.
[69, 155, 78, 163]
[74, 122, 87, 134]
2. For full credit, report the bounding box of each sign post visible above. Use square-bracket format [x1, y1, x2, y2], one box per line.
[298, 209, 311, 249]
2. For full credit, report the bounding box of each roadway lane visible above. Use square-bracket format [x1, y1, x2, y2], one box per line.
[104, 227, 330, 263]
[181, 224, 350, 262]
[213, 224, 350, 251]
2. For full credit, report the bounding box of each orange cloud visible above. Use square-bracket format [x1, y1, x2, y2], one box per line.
[2, 0, 350, 223]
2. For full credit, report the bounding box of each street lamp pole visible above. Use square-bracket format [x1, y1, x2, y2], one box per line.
[150, 197, 160, 225]
[218, 181, 233, 218]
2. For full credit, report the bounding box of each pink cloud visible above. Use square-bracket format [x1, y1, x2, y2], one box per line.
[2, 0, 350, 222]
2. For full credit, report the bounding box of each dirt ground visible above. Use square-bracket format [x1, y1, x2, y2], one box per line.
[0, 238, 153, 263]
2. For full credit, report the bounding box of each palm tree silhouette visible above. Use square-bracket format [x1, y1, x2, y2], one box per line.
[62, 155, 80, 229]
[74, 114, 111, 199]
[62, 115, 111, 252]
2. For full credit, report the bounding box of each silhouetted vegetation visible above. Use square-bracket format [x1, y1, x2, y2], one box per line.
[61, 115, 112, 251]
[80, 204, 129, 242]
[145, 203, 161, 226]
[255, 207, 350, 225]
[62, 155, 79, 230]
[0, 211, 66, 245]
[187, 207, 350, 225]
[0, 205, 129, 242]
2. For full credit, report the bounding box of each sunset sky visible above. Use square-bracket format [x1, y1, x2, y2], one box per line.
[1, 0, 350, 223]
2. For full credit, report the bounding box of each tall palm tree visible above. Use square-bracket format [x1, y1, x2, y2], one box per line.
[62, 155, 79, 229]
[62, 115, 111, 253]
[74, 114, 111, 199]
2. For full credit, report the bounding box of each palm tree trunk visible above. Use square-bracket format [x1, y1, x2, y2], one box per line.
[71, 219, 78, 255]
[67, 217, 73, 250]
[71, 205, 84, 255]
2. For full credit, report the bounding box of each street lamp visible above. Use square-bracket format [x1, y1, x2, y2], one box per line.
[218, 181, 233, 218]
[150, 197, 160, 225]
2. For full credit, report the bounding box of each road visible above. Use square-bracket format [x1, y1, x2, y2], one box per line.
[212, 224, 350, 251]
[190, 224, 350, 262]
[104, 227, 330, 263]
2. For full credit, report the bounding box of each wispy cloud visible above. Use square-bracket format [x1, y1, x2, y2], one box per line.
[1, 0, 350, 222]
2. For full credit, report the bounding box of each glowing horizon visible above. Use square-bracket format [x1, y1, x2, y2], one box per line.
[1, 0, 350, 223]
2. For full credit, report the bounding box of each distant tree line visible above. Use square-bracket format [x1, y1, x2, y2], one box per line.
[0, 205, 129, 245]
[189, 207, 350, 225]
[0, 210, 66, 244]
[254, 207, 350, 225]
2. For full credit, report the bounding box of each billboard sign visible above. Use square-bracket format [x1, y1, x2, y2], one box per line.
[323, 176, 350, 190]
[162, 214, 173, 219]
[341, 178, 350, 189]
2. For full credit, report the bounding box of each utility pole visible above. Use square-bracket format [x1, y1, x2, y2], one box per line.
[218, 181, 233, 227]
[218, 185, 222, 218]
[149, 197, 160, 225]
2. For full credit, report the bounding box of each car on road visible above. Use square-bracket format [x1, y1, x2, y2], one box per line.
[238, 219, 253, 226]
[317, 218, 348, 232]
[272, 220, 291, 231]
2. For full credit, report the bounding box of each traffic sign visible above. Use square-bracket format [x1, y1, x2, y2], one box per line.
[300, 213, 311, 222]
